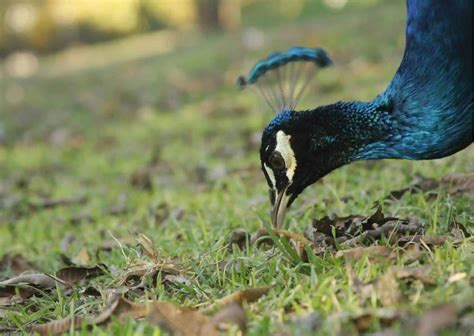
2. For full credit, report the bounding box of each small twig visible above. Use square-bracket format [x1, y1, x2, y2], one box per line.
[29, 195, 88, 210]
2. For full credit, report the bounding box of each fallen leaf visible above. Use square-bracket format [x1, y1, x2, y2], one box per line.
[0, 273, 58, 288]
[310, 214, 364, 237]
[307, 206, 424, 248]
[31, 316, 84, 336]
[417, 303, 459, 336]
[375, 271, 402, 305]
[440, 173, 474, 195]
[148, 301, 219, 336]
[335, 246, 393, 261]
[393, 265, 435, 284]
[0, 254, 37, 276]
[388, 177, 440, 200]
[449, 220, 472, 239]
[137, 233, 160, 262]
[327, 309, 404, 334]
[400, 243, 425, 263]
[284, 312, 322, 335]
[211, 302, 247, 332]
[397, 235, 448, 246]
[387, 172, 473, 200]
[228, 228, 251, 250]
[204, 286, 271, 313]
[130, 167, 153, 191]
[352, 312, 373, 333]
[55, 265, 105, 284]
[72, 248, 91, 265]
[0, 282, 41, 305]
[30, 293, 147, 335]
[447, 272, 467, 283]
[91, 293, 147, 325]
[163, 274, 192, 287]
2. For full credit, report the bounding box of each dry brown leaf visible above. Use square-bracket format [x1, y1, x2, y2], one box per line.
[328, 309, 403, 334]
[115, 234, 189, 289]
[163, 274, 192, 287]
[148, 302, 219, 336]
[204, 286, 271, 313]
[211, 302, 247, 333]
[91, 294, 147, 325]
[397, 235, 448, 246]
[0, 292, 27, 305]
[352, 313, 373, 333]
[335, 246, 393, 261]
[307, 206, 424, 249]
[348, 266, 402, 306]
[228, 228, 251, 250]
[400, 243, 425, 263]
[130, 167, 153, 190]
[0, 254, 37, 276]
[0, 273, 58, 288]
[393, 265, 435, 284]
[310, 214, 365, 237]
[55, 265, 104, 284]
[376, 271, 402, 305]
[449, 220, 472, 239]
[72, 248, 91, 265]
[0, 283, 37, 301]
[9, 286, 253, 335]
[387, 172, 473, 200]
[137, 233, 160, 262]
[447, 272, 467, 283]
[118, 258, 185, 288]
[31, 316, 84, 335]
[440, 173, 474, 195]
[417, 303, 459, 336]
[31, 293, 147, 335]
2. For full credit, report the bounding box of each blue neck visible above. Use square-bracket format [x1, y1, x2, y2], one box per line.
[316, 0, 473, 162]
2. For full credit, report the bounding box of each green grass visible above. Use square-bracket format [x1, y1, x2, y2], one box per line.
[1, 1, 473, 334]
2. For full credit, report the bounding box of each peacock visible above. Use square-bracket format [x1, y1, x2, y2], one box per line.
[238, 0, 473, 229]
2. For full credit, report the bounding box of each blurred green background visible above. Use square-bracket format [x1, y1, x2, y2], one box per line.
[1, 1, 473, 334]
[1, 0, 400, 144]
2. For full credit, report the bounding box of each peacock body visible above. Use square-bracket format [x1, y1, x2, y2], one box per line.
[239, 0, 473, 228]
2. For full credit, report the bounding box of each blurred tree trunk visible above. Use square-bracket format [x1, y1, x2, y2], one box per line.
[197, 0, 220, 30]
[196, 0, 241, 31]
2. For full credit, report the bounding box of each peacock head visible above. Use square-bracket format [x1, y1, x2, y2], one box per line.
[239, 47, 336, 228]
[259, 108, 347, 229]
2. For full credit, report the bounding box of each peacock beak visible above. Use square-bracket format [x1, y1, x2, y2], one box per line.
[271, 185, 290, 229]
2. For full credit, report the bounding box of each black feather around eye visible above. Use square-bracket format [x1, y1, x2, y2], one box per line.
[269, 152, 286, 170]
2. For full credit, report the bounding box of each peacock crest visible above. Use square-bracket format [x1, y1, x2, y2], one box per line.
[237, 47, 333, 113]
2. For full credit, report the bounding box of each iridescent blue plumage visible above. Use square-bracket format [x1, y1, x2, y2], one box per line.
[251, 0, 472, 227]
[241, 47, 332, 85]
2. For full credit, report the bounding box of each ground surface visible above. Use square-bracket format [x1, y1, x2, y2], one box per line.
[1, 1, 473, 335]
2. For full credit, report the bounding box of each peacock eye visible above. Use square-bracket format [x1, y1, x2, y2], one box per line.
[269, 152, 286, 170]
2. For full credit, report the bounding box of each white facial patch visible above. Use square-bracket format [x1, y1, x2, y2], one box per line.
[275, 130, 297, 182]
[263, 163, 276, 188]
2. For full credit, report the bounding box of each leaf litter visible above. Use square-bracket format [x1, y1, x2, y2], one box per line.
[1, 233, 271, 334]
[387, 172, 474, 200]
[223, 183, 472, 335]
[30, 286, 270, 335]
[2, 174, 472, 334]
